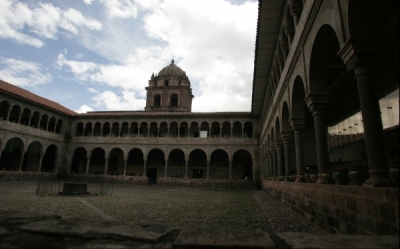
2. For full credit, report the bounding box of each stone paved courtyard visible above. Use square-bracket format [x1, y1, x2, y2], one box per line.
[0, 181, 325, 235]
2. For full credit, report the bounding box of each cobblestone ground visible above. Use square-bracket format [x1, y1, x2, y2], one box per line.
[0, 181, 325, 235]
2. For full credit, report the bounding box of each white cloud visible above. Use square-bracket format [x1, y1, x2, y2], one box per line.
[75, 104, 94, 113]
[92, 90, 146, 110]
[0, 0, 102, 48]
[0, 58, 52, 87]
[75, 53, 84, 59]
[101, 0, 138, 19]
[83, 0, 95, 5]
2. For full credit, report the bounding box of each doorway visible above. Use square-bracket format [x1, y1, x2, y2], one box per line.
[147, 168, 157, 183]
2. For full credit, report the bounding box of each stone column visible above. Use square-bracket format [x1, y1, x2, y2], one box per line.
[38, 152, 45, 172]
[286, 27, 294, 45]
[147, 127, 150, 137]
[167, 126, 170, 137]
[229, 160, 232, 179]
[275, 140, 284, 181]
[91, 126, 94, 136]
[100, 126, 103, 136]
[85, 157, 91, 174]
[268, 150, 273, 180]
[157, 126, 160, 137]
[123, 156, 127, 176]
[209, 127, 211, 138]
[17, 112, 22, 124]
[82, 127, 86, 136]
[177, 127, 180, 137]
[28, 115, 32, 127]
[18, 149, 27, 171]
[305, 94, 332, 184]
[281, 131, 293, 181]
[290, 118, 306, 182]
[118, 126, 121, 137]
[230, 127, 233, 138]
[241, 127, 244, 137]
[219, 123, 222, 137]
[187, 126, 190, 137]
[290, 5, 302, 26]
[45, 120, 49, 131]
[128, 125, 131, 137]
[164, 158, 168, 177]
[143, 157, 147, 177]
[206, 160, 210, 179]
[185, 160, 189, 178]
[104, 156, 109, 175]
[271, 146, 277, 180]
[338, 39, 394, 187]
[6, 107, 11, 121]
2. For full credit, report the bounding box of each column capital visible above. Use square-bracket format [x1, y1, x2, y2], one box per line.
[305, 93, 328, 114]
[290, 118, 305, 132]
[275, 140, 283, 149]
[337, 37, 380, 71]
[280, 131, 293, 142]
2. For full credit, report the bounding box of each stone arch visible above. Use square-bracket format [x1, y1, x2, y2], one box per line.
[200, 122, 209, 137]
[222, 121, 231, 138]
[89, 147, 106, 174]
[129, 122, 139, 137]
[21, 141, 43, 171]
[232, 149, 253, 180]
[8, 104, 21, 123]
[0, 100, 10, 121]
[30, 111, 40, 128]
[0, 136, 24, 171]
[189, 121, 200, 137]
[126, 148, 144, 176]
[159, 122, 168, 137]
[39, 114, 48, 130]
[188, 149, 207, 178]
[48, 116, 56, 132]
[111, 122, 119, 137]
[309, 24, 343, 94]
[210, 149, 229, 179]
[93, 122, 101, 136]
[107, 148, 124, 175]
[211, 121, 220, 137]
[84, 122, 93, 136]
[71, 147, 87, 174]
[149, 121, 158, 137]
[281, 101, 291, 131]
[55, 119, 63, 134]
[102, 122, 110, 136]
[76, 122, 84, 136]
[147, 148, 165, 166]
[41, 144, 58, 172]
[169, 121, 178, 137]
[20, 108, 31, 126]
[168, 148, 185, 177]
[291, 76, 307, 119]
[139, 122, 148, 137]
[180, 121, 188, 137]
[232, 121, 242, 137]
[244, 121, 253, 137]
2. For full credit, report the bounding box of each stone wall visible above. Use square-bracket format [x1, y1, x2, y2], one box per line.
[262, 180, 399, 235]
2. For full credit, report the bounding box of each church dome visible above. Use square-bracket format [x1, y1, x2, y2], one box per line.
[158, 59, 186, 76]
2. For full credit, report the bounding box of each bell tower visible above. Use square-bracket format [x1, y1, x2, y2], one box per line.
[145, 60, 193, 112]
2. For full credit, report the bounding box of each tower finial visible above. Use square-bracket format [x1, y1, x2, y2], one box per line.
[171, 59, 174, 65]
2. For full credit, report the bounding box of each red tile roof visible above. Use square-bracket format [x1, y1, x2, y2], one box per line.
[0, 80, 76, 116]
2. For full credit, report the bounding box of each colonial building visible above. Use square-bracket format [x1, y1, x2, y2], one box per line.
[0, 60, 257, 183]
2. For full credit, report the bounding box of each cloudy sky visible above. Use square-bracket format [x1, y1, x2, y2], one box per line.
[0, 0, 258, 113]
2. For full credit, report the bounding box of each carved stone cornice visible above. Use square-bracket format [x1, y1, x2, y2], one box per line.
[305, 93, 328, 114]
[274, 139, 283, 149]
[290, 118, 305, 132]
[337, 37, 380, 71]
[280, 131, 293, 142]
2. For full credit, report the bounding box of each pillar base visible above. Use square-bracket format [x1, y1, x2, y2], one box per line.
[295, 175, 306, 182]
[362, 170, 397, 187]
[317, 174, 334, 184]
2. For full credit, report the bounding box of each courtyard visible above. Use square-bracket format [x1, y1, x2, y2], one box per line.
[0, 181, 324, 235]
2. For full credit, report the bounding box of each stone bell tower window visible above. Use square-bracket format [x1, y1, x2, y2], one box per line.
[170, 94, 178, 107]
[154, 95, 161, 107]
[164, 80, 169, 86]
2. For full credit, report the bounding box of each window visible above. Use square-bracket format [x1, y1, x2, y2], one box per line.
[170, 94, 178, 107]
[154, 95, 161, 107]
